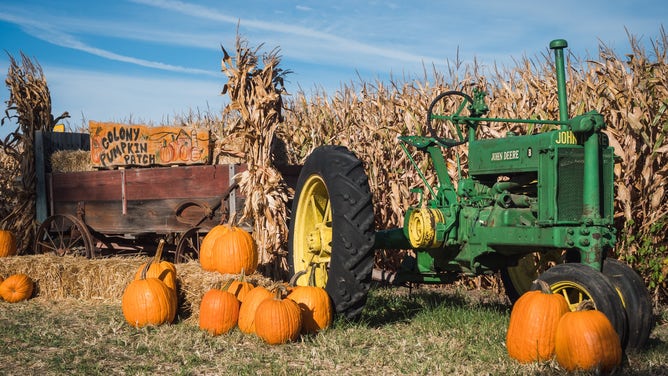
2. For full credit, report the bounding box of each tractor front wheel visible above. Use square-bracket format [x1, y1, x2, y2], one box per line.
[288, 145, 375, 319]
[601, 258, 654, 350]
[533, 263, 629, 348]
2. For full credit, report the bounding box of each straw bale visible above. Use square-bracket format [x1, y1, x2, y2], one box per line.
[50, 149, 93, 172]
[0, 254, 276, 322]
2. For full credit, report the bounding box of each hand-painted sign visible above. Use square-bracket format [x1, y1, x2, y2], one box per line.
[89, 121, 210, 168]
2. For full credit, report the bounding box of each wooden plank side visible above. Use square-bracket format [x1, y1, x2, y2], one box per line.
[124, 165, 237, 200]
[50, 170, 123, 202]
[44, 163, 307, 237]
[52, 198, 223, 234]
[49, 164, 246, 204]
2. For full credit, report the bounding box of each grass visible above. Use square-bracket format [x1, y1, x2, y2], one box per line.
[1, 285, 667, 375]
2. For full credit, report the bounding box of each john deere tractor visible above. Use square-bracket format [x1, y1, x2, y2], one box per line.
[287, 39, 653, 350]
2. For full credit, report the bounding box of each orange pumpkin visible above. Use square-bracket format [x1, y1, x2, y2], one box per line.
[555, 301, 622, 373]
[122, 262, 177, 328]
[506, 279, 570, 363]
[0, 274, 34, 302]
[199, 280, 240, 336]
[287, 270, 333, 334]
[211, 226, 258, 275]
[237, 286, 273, 334]
[134, 239, 177, 292]
[199, 225, 231, 271]
[228, 269, 255, 303]
[0, 230, 17, 257]
[255, 288, 303, 345]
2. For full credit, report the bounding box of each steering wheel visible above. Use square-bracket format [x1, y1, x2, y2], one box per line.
[425, 90, 475, 147]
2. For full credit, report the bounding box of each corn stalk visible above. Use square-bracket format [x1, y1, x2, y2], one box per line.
[1, 52, 69, 253]
[219, 34, 292, 279]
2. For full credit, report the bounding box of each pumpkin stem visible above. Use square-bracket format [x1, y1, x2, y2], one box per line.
[239, 268, 246, 282]
[575, 300, 596, 311]
[220, 278, 234, 292]
[534, 279, 553, 294]
[139, 257, 152, 280]
[225, 211, 238, 226]
[307, 264, 317, 287]
[153, 239, 166, 265]
[273, 284, 288, 300]
[288, 270, 307, 287]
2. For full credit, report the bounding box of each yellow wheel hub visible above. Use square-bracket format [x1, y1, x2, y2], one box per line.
[292, 174, 332, 287]
[551, 281, 595, 311]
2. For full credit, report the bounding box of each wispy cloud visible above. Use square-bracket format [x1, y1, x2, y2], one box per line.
[0, 11, 218, 76]
[130, 0, 442, 64]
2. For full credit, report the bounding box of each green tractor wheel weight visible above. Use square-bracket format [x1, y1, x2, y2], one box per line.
[287, 39, 654, 350]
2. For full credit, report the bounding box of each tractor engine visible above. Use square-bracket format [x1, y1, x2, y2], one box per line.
[398, 111, 617, 279]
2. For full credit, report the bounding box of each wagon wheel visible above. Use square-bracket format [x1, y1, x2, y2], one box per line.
[288, 145, 375, 320]
[34, 214, 95, 258]
[174, 227, 203, 263]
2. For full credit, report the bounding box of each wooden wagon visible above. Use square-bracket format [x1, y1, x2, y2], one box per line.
[33, 124, 298, 263]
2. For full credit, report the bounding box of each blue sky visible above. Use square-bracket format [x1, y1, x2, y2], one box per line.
[0, 0, 665, 140]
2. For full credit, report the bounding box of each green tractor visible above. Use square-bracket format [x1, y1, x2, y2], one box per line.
[287, 39, 654, 350]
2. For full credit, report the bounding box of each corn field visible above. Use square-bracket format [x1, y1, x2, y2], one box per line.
[1, 30, 667, 303]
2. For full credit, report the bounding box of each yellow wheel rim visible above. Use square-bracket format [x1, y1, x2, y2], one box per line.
[506, 250, 564, 295]
[551, 281, 594, 311]
[292, 175, 332, 287]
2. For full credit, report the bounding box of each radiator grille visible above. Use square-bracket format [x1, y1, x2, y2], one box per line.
[557, 148, 584, 222]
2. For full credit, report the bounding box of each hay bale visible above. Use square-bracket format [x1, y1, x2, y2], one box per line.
[50, 149, 93, 172]
[0, 254, 143, 301]
[0, 254, 277, 322]
[175, 261, 276, 322]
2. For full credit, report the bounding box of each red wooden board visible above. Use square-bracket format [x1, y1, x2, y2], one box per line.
[48, 164, 245, 233]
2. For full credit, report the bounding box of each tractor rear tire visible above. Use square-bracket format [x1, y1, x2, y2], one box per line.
[533, 263, 629, 348]
[602, 258, 654, 350]
[288, 145, 375, 319]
